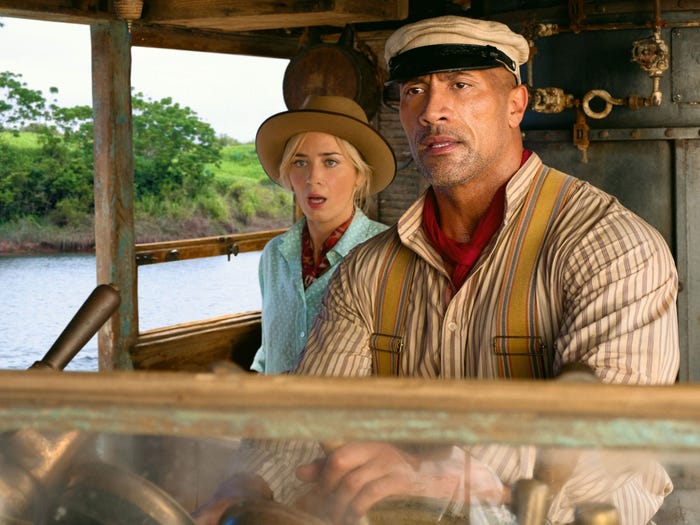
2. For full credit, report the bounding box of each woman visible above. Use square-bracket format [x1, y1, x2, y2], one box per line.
[251, 95, 396, 374]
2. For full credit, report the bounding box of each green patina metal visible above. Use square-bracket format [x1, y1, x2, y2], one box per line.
[3, 404, 700, 452]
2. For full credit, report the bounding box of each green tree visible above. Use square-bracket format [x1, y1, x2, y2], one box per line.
[1, 76, 224, 228]
[0, 71, 52, 131]
[38, 106, 95, 223]
[132, 92, 221, 198]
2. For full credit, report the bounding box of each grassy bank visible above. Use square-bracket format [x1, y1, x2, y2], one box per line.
[0, 141, 293, 254]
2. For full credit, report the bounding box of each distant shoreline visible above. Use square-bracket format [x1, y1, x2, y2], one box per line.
[0, 241, 93, 256]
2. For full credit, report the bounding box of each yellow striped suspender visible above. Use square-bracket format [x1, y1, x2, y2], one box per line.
[370, 167, 573, 378]
[493, 167, 573, 379]
[369, 239, 416, 376]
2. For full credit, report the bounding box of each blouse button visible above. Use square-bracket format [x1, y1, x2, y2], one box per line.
[300, 331, 305, 338]
[447, 322, 458, 331]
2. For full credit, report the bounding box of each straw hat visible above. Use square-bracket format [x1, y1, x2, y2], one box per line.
[385, 16, 530, 84]
[255, 95, 396, 195]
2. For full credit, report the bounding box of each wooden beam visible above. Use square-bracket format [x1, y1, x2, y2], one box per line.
[131, 25, 300, 58]
[0, 0, 113, 24]
[142, 0, 409, 31]
[1, 370, 700, 450]
[91, 21, 138, 371]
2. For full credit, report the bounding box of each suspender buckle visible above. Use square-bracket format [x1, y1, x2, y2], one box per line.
[492, 335, 550, 379]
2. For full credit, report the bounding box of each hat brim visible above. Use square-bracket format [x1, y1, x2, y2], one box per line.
[255, 109, 396, 195]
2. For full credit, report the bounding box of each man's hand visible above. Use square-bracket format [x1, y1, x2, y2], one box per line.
[294, 443, 473, 525]
[191, 472, 272, 525]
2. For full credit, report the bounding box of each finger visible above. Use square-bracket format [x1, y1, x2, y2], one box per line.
[293, 485, 333, 520]
[328, 456, 412, 524]
[336, 471, 411, 525]
[319, 442, 383, 492]
[296, 457, 325, 482]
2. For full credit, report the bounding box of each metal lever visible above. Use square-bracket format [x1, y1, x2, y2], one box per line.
[573, 502, 620, 524]
[0, 284, 121, 522]
[511, 478, 549, 525]
[30, 283, 120, 371]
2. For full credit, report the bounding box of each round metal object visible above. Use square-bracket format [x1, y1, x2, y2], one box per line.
[283, 26, 380, 119]
[48, 461, 195, 525]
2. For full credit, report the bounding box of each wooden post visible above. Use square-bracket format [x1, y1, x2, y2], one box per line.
[91, 21, 138, 370]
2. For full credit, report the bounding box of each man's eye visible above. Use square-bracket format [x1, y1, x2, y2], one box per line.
[403, 85, 424, 96]
[453, 82, 470, 89]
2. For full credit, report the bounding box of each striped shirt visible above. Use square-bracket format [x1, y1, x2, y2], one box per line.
[298, 153, 679, 384]
[246, 153, 680, 523]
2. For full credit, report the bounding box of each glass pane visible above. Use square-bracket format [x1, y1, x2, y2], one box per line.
[2, 429, 699, 524]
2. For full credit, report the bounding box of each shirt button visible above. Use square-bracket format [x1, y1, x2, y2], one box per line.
[300, 331, 305, 338]
[447, 322, 458, 331]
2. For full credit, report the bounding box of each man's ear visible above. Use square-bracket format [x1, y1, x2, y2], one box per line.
[508, 84, 529, 128]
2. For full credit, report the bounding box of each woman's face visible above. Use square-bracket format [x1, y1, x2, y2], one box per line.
[288, 131, 361, 231]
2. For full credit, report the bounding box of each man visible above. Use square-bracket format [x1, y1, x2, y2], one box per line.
[195, 15, 679, 525]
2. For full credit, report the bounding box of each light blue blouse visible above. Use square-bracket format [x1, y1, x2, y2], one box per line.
[251, 208, 388, 374]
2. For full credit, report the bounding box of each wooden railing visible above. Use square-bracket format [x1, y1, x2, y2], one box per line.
[131, 311, 261, 372]
[134, 228, 287, 266]
[131, 230, 284, 371]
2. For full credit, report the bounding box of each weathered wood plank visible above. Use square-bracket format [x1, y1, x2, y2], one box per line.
[1, 371, 700, 451]
[0, 0, 112, 23]
[134, 229, 286, 265]
[131, 312, 261, 371]
[131, 25, 300, 58]
[142, 0, 409, 31]
[91, 22, 139, 371]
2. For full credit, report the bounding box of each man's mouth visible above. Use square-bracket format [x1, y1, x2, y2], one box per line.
[421, 135, 458, 154]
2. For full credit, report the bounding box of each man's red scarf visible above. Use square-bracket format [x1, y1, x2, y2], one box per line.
[422, 151, 531, 289]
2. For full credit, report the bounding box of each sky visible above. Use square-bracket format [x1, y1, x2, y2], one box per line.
[0, 16, 289, 142]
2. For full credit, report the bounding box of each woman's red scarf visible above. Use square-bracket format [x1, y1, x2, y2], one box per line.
[422, 151, 531, 289]
[301, 211, 354, 289]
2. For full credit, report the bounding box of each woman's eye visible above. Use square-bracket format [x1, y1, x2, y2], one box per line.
[293, 159, 306, 168]
[324, 158, 338, 167]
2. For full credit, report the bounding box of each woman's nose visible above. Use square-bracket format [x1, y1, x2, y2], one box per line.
[306, 163, 322, 184]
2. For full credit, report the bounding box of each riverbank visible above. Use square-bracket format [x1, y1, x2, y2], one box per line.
[0, 214, 290, 256]
[0, 219, 95, 255]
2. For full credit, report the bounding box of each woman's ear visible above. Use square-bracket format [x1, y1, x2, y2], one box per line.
[355, 170, 366, 190]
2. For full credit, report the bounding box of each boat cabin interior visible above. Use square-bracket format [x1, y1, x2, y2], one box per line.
[2, 0, 700, 523]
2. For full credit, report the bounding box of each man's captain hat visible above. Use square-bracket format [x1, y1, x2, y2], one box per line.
[384, 16, 530, 84]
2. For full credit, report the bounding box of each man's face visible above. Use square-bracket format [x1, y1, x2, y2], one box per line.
[398, 68, 519, 189]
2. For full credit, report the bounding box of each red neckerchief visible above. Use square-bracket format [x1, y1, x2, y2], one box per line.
[301, 210, 354, 289]
[422, 150, 532, 289]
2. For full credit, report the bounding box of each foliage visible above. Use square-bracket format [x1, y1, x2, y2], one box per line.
[132, 92, 220, 197]
[0, 71, 51, 131]
[0, 72, 291, 249]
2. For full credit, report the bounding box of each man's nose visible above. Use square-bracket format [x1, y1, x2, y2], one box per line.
[418, 87, 448, 127]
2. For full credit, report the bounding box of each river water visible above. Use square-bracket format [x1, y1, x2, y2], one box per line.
[0, 252, 262, 371]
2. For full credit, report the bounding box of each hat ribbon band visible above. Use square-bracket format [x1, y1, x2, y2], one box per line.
[387, 43, 516, 84]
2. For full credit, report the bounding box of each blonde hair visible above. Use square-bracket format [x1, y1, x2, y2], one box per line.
[278, 132, 372, 210]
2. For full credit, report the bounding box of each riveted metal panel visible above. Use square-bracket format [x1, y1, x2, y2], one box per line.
[671, 27, 700, 106]
[522, 138, 674, 247]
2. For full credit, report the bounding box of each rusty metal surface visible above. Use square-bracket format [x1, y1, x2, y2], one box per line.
[671, 27, 700, 105]
[523, 137, 674, 246]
